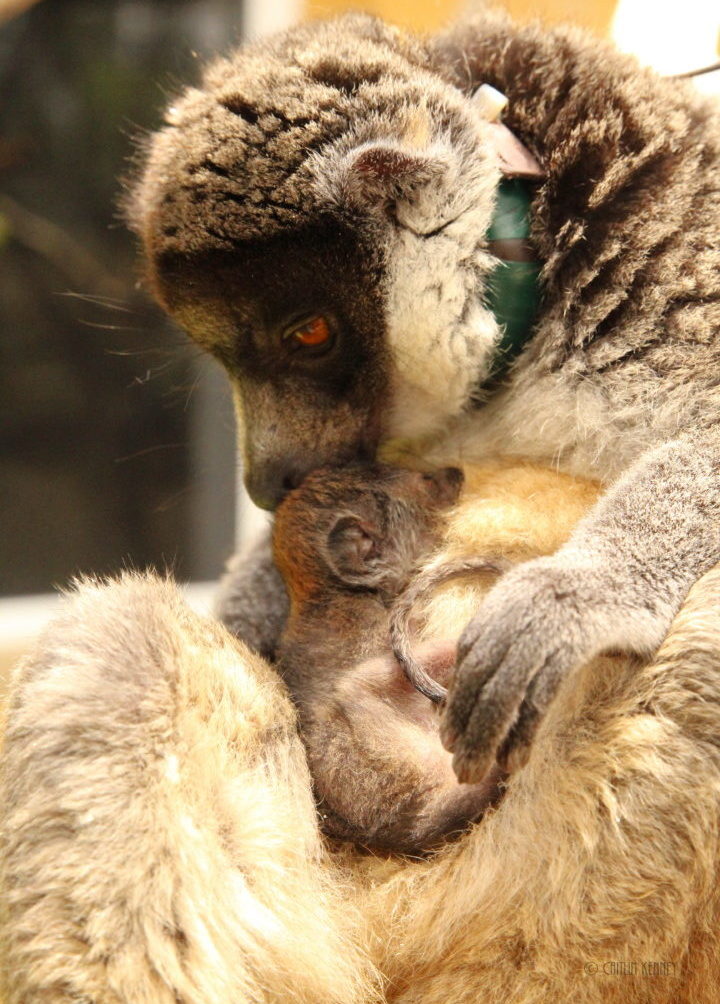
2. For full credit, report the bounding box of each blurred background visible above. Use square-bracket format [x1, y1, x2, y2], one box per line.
[0, 0, 718, 671]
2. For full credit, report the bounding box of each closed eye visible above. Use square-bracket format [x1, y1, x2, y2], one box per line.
[392, 207, 461, 239]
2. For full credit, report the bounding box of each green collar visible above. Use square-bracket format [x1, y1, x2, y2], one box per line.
[477, 177, 542, 394]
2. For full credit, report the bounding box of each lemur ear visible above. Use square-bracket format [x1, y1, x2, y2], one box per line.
[325, 513, 384, 587]
[339, 143, 446, 206]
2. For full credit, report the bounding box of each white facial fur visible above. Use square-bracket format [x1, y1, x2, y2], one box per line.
[383, 126, 503, 442]
[311, 103, 504, 446]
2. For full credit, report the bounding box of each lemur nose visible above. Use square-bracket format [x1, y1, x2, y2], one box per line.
[245, 461, 307, 511]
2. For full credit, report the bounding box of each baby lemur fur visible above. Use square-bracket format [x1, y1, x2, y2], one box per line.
[272, 463, 503, 853]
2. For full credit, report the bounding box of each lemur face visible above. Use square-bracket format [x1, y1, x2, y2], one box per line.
[152, 223, 390, 509]
[128, 14, 501, 509]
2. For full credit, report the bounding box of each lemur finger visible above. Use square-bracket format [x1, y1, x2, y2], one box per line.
[440, 626, 517, 752]
[496, 700, 540, 773]
[443, 644, 550, 781]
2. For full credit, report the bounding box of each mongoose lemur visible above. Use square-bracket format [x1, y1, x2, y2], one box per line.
[127, 9, 720, 781]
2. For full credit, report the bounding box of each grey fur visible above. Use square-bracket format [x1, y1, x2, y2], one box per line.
[128, 10, 720, 776]
[214, 531, 288, 660]
[443, 434, 720, 779]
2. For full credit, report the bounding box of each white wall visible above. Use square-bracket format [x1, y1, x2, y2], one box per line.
[613, 0, 720, 96]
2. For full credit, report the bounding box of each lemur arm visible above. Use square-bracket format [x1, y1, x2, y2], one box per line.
[214, 528, 289, 662]
[442, 431, 720, 782]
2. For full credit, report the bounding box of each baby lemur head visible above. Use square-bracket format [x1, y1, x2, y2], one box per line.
[273, 463, 463, 606]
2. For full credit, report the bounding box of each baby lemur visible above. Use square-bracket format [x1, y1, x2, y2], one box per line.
[273, 463, 504, 853]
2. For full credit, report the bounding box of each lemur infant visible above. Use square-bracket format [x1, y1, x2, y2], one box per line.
[273, 463, 505, 854]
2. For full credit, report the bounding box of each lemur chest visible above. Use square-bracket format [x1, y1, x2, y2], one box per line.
[422, 368, 664, 483]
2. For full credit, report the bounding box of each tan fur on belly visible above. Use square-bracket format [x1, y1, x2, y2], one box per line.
[420, 458, 602, 640]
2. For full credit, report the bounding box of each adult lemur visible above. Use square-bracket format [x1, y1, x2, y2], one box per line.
[128, 8, 720, 781]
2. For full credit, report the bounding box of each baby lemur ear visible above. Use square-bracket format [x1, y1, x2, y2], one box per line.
[325, 513, 384, 588]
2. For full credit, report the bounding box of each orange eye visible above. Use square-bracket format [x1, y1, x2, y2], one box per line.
[285, 315, 333, 350]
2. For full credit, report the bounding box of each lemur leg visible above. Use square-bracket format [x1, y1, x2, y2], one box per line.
[0, 573, 378, 1004]
[442, 432, 720, 782]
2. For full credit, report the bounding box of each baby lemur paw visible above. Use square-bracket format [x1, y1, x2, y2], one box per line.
[439, 555, 665, 783]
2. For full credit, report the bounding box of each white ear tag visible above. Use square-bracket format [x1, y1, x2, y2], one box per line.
[472, 84, 544, 180]
[472, 83, 509, 122]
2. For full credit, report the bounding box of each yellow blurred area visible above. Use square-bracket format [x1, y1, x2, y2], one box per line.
[302, 0, 720, 89]
[304, 0, 619, 37]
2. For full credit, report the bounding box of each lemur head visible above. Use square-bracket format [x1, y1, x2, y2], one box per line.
[273, 463, 463, 604]
[127, 14, 504, 509]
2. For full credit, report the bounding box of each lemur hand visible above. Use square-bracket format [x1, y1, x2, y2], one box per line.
[439, 552, 667, 783]
[440, 435, 720, 783]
